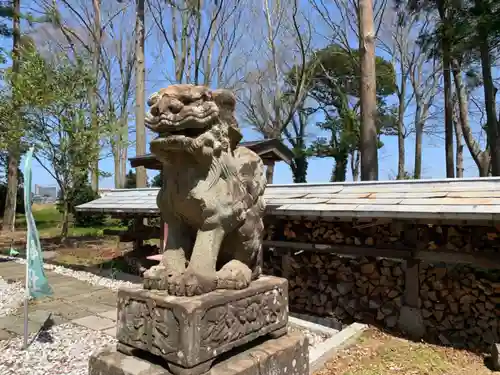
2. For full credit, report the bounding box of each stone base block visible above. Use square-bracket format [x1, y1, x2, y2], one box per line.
[89, 332, 309, 375]
[397, 306, 425, 340]
[116, 276, 288, 371]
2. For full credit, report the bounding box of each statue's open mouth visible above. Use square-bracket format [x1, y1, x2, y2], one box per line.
[162, 125, 210, 139]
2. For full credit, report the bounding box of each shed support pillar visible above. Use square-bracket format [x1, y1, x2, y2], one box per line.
[398, 224, 425, 339]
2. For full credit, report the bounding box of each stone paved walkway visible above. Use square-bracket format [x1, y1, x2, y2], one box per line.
[0, 260, 119, 341]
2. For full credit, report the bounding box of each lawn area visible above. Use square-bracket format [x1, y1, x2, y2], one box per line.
[315, 328, 496, 375]
[13, 203, 125, 238]
[0, 203, 132, 269]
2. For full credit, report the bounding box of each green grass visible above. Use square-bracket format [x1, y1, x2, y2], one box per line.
[14, 203, 125, 238]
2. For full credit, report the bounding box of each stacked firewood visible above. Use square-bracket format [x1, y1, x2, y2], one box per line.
[283, 254, 404, 327]
[262, 218, 500, 348]
[419, 264, 500, 347]
[265, 219, 500, 254]
[263, 252, 499, 348]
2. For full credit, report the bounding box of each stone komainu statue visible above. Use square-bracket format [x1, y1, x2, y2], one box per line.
[143, 84, 267, 296]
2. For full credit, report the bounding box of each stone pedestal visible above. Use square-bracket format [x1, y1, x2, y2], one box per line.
[89, 276, 307, 375]
[89, 331, 309, 375]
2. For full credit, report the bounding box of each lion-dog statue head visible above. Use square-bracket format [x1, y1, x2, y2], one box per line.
[145, 84, 242, 163]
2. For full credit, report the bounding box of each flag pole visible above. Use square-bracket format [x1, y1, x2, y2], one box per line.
[23, 253, 29, 349]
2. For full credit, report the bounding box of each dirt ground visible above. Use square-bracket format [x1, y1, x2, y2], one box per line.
[314, 328, 496, 375]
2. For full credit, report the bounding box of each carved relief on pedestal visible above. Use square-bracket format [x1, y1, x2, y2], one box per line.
[200, 287, 287, 352]
[117, 294, 180, 357]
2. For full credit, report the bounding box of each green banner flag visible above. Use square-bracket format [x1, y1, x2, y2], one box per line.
[23, 147, 52, 299]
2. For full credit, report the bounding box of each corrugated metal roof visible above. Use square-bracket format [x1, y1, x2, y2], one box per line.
[75, 177, 500, 221]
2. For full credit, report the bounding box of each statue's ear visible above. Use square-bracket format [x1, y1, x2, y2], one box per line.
[228, 126, 243, 149]
[211, 89, 236, 112]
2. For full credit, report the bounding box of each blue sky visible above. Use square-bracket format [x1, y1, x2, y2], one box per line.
[3, 2, 488, 189]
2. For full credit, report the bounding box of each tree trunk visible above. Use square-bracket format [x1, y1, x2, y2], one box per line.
[135, 0, 147, 188]
[90, 0, 101, 192]
[358, 0, 378, 181]
[332, 153, 348, 182]
[292, 156, 307, 183]
[443, 57, 455, 178]
[2, 0, 21, 233]
[451, 63, 490, 176]
[113, 151, 121, 188]
[413, 103, 423, 179]
[266, 162, 275, 184]
[351, 150, 360, 181]
[397, 72, 406, 179]
[453, 108, 464, 178]
[479, 41, 500, 175]
[437, 5, 455, 178]
[60, 199, 70, 241]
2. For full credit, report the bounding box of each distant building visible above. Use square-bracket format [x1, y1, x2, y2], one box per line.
[34, 184, 58, 203]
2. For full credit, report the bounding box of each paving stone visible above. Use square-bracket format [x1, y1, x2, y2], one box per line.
[0, 328, 16, 340]
[98, 310, 118, 321]
[65, 289, 117, 306]
[2, 318, 42, 336]
[0, 315, 21, 330]
[51, 285, 93, 298]
[72, 315, 115, 331]
[102, 327, 116, 337]
[26, 309, 68, 326]
[31, 301, 93, 321]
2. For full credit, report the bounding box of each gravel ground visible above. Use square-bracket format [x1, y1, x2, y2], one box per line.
[0, 277, 25, 318]
[0, 323, 116, 375]
[0, 256, 337, 374]
[0, 255, 141, 291]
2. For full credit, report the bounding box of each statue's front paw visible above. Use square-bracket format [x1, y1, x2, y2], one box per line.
[216, 260, 252, 290]
[168, 269, 217, 297]
[143, 265, 184, 291]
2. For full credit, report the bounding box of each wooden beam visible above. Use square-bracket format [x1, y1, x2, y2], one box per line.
[415, 250, 500, 269]
[264, 240, 500, 269]
[263, 240, 411, 260]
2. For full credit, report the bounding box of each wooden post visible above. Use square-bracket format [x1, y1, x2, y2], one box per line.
[133, 216, 145, 253]
[404, 258, 420, 308]
[398, 222, 425, 339]
[281, 250, 291, 279]
[403, 223, 420, 308]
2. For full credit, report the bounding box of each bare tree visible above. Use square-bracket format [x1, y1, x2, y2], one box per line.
[89, 0, 102, 191]
[239, 0, 311, 183]
[33, 0, 139, 188]
[451, 60, 490, 176]
[410, 56, 440, 179]
[100, 5, 136, 188]
[147, 0, 249, 88]
[379, 12, 414, 179]
[379, 13, 441, 180]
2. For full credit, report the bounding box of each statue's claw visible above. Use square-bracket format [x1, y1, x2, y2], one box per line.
[143, 265, 185, 291]
[216, 260, 252, 290]
[168, 269, 217, 296]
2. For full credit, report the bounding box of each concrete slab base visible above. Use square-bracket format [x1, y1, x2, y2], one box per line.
[89, 332, 309, 375]
[309, 323, 367, 374]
